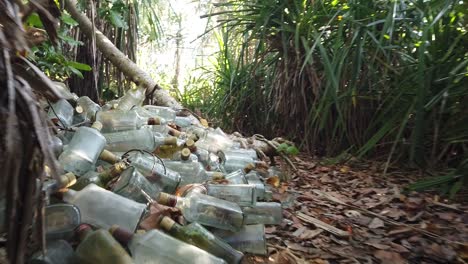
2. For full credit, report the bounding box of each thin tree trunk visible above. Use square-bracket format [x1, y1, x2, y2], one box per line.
[64, 0, 182, 109]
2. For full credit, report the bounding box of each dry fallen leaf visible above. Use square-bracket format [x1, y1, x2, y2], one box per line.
[374, 250, 406, 264]
[368, 217, 385, 229]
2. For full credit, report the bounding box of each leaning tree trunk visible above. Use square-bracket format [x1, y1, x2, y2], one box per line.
[64, 0, 182, 109]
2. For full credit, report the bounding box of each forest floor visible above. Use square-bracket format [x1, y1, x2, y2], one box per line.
[244, 154, 468, 264]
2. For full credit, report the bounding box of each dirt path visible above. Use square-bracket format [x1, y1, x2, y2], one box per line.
[244, 154, 468, 264]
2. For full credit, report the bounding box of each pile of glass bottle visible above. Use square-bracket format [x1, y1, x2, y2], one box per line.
[29, 83, 284, 264]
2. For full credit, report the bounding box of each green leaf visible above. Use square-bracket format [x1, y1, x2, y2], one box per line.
[61, 13, 78, 26]
[286, 146, 299, 156]
[26, 13, 43, 28]
[449, 180, 463, 199]
[109, 10, 127, 29]
[66, 61, 92, 71]
[277, 143, 289, 152]
[69, 66, 84, 78]
[59, 33, 83, 46]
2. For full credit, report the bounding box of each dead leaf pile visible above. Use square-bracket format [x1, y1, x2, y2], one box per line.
[244, 154, 468, 264]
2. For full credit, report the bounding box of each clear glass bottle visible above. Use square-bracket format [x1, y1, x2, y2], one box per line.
[47, 99, 74, 127]
[112, 166, 160, 203]
[211, 224, 267, 255]
[245, 172, 266, 200]
[62, 184, 147, 231]
[172, 148, 198, 162]
[159, 216, 243, 264]
[28, 240, 75, 264]
[58, 122, 106, 176]
[49, 135, 63, 157]
[75, 224, 133, 264]
[101, 99, 120, 111]
[110, 226, 226, 264]
[157, 192, 243, 231]
[99, 149, 121, 164]
[174, 116, 195, 128]
[195, 130, 233, 154]
[116, 87, 145, 111]
[219, 151, 257, 173]
[206, 184, 257, 207]
[104, 127, 177, 152]
[141, 105, 177, 122]
[96, 109, 162, 133]
[127, 152, 181, 193]
[76, 96, 101, 122]
[242, 202, 282, 225]
[71, 162, 127, 191]
[224, 164, 255, 184]
[164, 154, 224, 185]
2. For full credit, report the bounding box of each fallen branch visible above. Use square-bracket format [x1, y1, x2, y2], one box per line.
[64, 0, 182, 109]
[296, 212, 350, 238]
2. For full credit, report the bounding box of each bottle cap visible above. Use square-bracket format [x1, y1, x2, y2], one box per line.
[91, 121, 103, 131]
[157, 192, 178, 207]
[159, 216, 176, 231]
[75, 105, 84, 114]
[185, 139, 197, 152]
[244, 163, 255, 173]
[147, 117, 161, 125]
[99, 149, 121, 164]
[211, 172, 225, 180]
[75, 224, 92, 242]
[164, 137, 178, 146]
[109, 225, 133, 246]
[180, 148, 191, 161]
[57, 172, 76, 189]
[168, 127, 181, 137]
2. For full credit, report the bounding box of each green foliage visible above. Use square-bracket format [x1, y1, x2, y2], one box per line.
[26, 12, 91, 80]
[196, 0, 468, 195]
[277, 143, 299, 156]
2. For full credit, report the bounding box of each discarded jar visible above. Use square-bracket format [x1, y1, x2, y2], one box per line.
[159, 216, 244, 264]
[112, 166, 160, 203]
[63, 184, 147, 231]
[45, 204, 81, 241]
[157, 192, 243, 231]
[58, 122, 106, 176]
[126, 151, 181, 193]
[242, 202, 283, 225]
[96, 109, 161, 133]
[104, 127, 177, 152]
[75, 224, 133, 264]
[211, 224, 267, 256]
[110, 226, 226, 264]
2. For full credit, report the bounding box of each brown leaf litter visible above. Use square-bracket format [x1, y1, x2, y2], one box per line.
[241, 154, 468, 264]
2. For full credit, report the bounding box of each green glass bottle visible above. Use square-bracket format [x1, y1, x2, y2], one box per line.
[71, 162, 127, 191]
[74, 224, 133, 264]
[159, 216, 244, 264]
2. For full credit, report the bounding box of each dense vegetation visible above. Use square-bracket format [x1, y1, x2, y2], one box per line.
[190, 0, 468, 181]
[27, 0, 468, 193]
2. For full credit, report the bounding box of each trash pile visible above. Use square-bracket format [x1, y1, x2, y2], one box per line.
[33, 83, 284, 264]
